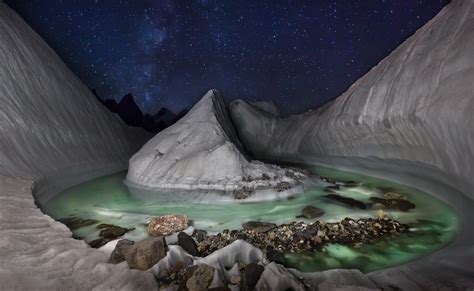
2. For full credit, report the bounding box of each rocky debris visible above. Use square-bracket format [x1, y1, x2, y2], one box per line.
[98, 224, 133, 239]
[233, 186, 254, 199]
[147, 214, 189, 236]
[178, 232, 200, 256]
[242, 221, 277, 233]
[108, 239, 135, 264]
[193, 217, 408, 256]
[242, 263, 265, 291]
[186, 264, 215, 291]
[323, 194, 367, 209]
[58, 217, 98, 230]
[273, 181, 291, 192]
[124, 237, 168, 270]
[296, 205, 325, 219]
[369, 194, 416, 211]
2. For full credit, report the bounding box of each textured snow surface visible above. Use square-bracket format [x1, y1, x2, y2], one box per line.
[230, 0, 474, 289]
[0, 2, 154, 290]
[127, 89, 304, 192]
[230, 0, 474, 198]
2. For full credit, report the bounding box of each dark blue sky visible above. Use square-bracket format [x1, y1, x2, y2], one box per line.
[6, 0, 449, 115]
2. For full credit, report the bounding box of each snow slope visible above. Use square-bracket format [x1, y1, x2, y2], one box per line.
[127, 89, 306, 196]
[0, 1, 155, 289]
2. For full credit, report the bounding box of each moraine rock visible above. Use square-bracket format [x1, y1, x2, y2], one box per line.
[242, 221, 277, 233]
[147, 214, 189, 236]
[177, 232, 200, 256]
[242, 263, 265, 291]
[124, 237, 168, 270]
[126, 89, 306, 197]
[108, 239, 135, 264]
[186, 264, 215, 291]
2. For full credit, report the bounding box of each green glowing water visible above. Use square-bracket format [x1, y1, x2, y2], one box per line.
[42, 166, 459, 273]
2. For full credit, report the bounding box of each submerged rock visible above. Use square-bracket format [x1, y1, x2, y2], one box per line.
[296, 205, 325, 219]
[186, 264, 214, 291]
[98, 225, 132, 239]
[323, 194, 367, 209]
[147, 214, 189, 236]
[58, 217, 98, 230]
[242, 221, 277, 233]
[124, 237, 168, 270]
[369, 196, 415, 211]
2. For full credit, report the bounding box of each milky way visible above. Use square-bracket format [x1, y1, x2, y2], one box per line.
[5, 0, 449, 115]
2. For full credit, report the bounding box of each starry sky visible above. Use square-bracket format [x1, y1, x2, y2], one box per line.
[6, 0, 449, 115]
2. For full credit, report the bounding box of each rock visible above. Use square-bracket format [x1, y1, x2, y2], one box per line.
[147, 214, 189, 236]
[233, 187, 254, 199]
[242, 263, 265, 291]
[87, 237, 112, 248]
[186, 264, 214, 291]
[273, 181, 291, 192]
[124, 237, 168, 270]
[230, 275, 241, 285]
[369, 197, 415, 211]
[58, 217, 98, 230]
[99, 225, 132, 239]
[177, 232, 200, 256]
[325, 185, 340, 190]
[108, 239, 135, 264]
[208, 287, 231, 291]
[242, 221, 277, 233]
[323, 194, 367, 209]
[296, 205, 324, 219]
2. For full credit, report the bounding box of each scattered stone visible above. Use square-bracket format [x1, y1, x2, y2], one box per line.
[177, 232, 200, 256]
[296, 205, 324, 219]
[186, 264, 214, 291]
[108, 239, 135, 264]
[383, 192, 408, 200]
[261, 173, 271, 180]
[147, 214, 189, 236]
[273, 181, 291, 192]
[242, 263, 265, 291]
[230, 275, 241, 285]
[320, 176, 336, 184]
[124, 237, 168, 270]
[323, 194, 367, 209]
[242, 221, 277, 233]
[58, 217, 98, 230]
[99, 225, 132, 239]
[369, 196, 415, 211]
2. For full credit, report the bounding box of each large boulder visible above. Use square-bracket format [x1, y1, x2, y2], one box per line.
[124, 237, 168, 270]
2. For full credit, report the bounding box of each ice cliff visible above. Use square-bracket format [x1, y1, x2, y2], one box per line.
[0, 1, 154, 289]
[230, 0, 474, 198]
[127, 89, 306, 197]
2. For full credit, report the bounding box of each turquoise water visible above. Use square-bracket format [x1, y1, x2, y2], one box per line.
[41, 166, 460, 273]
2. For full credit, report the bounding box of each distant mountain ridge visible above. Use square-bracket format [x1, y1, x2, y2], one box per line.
[93, 90, 188, 133]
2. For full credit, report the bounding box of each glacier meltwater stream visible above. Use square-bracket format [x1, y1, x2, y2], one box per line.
[41, 166, 460, 273]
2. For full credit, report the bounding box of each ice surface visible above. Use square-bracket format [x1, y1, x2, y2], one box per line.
[127, 89, 306, 193]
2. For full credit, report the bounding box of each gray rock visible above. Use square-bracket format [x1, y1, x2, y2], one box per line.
[124, 237, 168, 270]
[177, 232, 200, 256]
[242, 221, 277, 233]
[108, 239, 135, 264]
[186, 264, 214, 291]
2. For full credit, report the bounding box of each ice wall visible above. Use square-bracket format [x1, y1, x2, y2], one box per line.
[0, 2, 154, 289]
[230, 0, 474, 197]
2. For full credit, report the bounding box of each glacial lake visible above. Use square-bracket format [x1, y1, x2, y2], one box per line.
[41, 166, 460, 273]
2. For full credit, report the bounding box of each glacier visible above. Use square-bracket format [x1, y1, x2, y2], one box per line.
[1, 0, 474, 289]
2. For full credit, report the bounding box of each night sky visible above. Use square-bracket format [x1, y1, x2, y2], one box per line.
[6, 0, 449, 115]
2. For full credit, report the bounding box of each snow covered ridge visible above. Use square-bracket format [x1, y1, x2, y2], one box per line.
[126, 89, 309, 197]
[230, 0, 474, 198]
